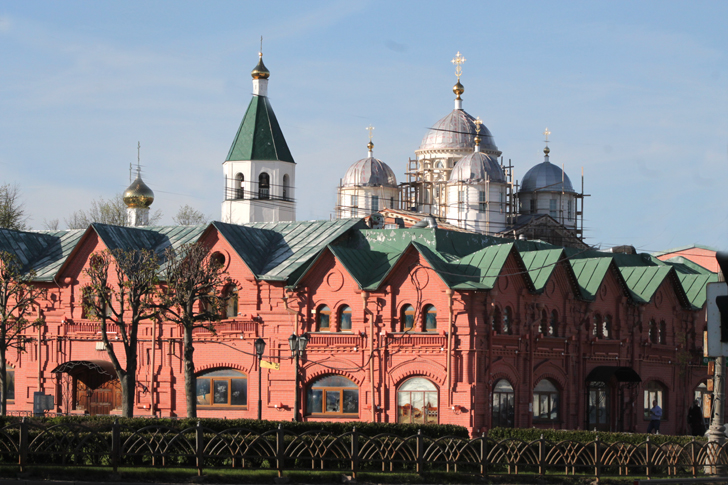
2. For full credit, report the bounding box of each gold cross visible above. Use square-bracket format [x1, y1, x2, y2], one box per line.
[366, 125, 375, 141]
[137, 141, 141, 177]
[474, 116, 482, 134]
[260, 36, 263, 57]
[543, 128, 551, 143]
[452, 51, 466, 80]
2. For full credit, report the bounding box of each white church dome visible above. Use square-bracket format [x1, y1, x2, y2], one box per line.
[419, 109, 498, 152]
[449, 152, 505, 184]
[341, 144, 397, 188]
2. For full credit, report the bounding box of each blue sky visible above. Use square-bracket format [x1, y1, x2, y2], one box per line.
[0, 1, 726, 252]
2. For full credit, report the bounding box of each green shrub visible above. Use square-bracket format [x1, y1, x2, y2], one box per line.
[487, 427, 703, 446]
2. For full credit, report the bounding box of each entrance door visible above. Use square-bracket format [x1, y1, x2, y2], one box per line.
[76, 380, 122, 415]
[588, 386, 611, 432]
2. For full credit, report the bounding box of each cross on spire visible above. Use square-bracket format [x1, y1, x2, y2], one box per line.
[452, 51, 466, 81]
[259, 36, 263, 57]
[137, 141, 141, 177]
[543, 128, 551, 144]
[474, 116, 483, 134]
[366, 125, 375, 141]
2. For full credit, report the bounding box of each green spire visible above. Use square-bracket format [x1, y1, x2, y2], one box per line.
[226, 96, 295, 163]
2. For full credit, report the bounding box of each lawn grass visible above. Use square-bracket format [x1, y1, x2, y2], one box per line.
[0, 465, 709, 484]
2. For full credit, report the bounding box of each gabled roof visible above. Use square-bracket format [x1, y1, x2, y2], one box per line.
[0, 228, 86, 281]
[569, 257, 614, 301]
[652, 244, 718, 257]
[619, 266, 673, 304]
[520, 248, 565, 292]
[327, 245, 400, 290]
[214, 219, 363, 281]
[226, 95, 295, 163]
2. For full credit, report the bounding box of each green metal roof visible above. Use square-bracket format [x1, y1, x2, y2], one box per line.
[0, 228, 86, 281]
[328, 245, 401, 290]
[619, 266, 673, 304]
[678, 272, 718, 309]
[569, 257, 614, 301]
[226, 95, 295, 163]
[215, 219, 363, 281]
[520, 249, 565, 292]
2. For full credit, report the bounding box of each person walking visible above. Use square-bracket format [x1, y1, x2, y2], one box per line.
[647, 399, 662, 434]
[687, 399, 705, 436]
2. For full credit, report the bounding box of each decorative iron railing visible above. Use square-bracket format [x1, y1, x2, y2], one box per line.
[1, 420, 719, 480]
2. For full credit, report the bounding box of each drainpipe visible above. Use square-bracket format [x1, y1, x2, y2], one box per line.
[445, 289, 454, 406]
[362, 291, 375, 422]
[149, 318, 157, 416]
[37, 309, 43, 394]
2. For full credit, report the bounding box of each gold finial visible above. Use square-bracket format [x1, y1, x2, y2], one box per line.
[452, 51, 466, 81]
[543, 128, 551, 157]
[474, 116, 482, 148]
[366, 125, 374, 153]
[251, 37, 270, 80]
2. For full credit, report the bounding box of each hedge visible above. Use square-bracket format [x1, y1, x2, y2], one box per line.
[487, 426, 704, 446]
[0, 415, 470, 439]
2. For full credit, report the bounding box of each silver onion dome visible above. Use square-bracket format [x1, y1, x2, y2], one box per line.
[419, 109, 497, 152]
[519, 159, 576, 194]
[449, 152, 505, 184]
[341, 157, 397, 187]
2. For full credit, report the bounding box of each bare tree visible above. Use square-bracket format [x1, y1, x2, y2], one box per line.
[42, 219, 59, 230]
[0, 251, 46, 415]
[158, 243, 228, 417]
[66, 194, 162, 229]
[82, 248, 159, 417]
[0, 184, 28, 231]
[172, 205, 208, 226]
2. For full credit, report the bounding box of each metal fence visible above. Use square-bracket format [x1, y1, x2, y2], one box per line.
[0, 420, 722, 480]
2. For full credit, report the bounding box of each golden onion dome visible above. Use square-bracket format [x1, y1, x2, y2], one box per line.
[251, 54, 270, 80]
[123, 176, 155, 208]
[453, 81, 464, 99]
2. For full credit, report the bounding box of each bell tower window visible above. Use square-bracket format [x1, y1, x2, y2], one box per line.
[258, 172, 270, 199]
[235, 173, 244, 200]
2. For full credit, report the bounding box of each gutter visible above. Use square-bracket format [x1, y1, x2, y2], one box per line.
[362, 291, 376, 422]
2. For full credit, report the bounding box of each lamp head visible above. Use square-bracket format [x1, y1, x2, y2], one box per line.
[254, 337, 266, 357]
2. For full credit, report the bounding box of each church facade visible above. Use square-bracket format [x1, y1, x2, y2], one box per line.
[0, 51, 717, 437]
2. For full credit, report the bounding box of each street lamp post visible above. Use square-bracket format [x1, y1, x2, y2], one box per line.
[254, 337, 266, 421]
[288, 334, 308, 421]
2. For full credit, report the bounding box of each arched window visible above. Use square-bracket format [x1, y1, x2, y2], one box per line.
[5, 365, 14, 402]
[549, 310, 559, 337]
[644, 381, 665, 420]
[602, 315, 612, 339]
[282, 174, 290, 201]
[401, 305, 415, 331]
[491, 307, 502, 334]
[539, 310, 548, 335]
[492, 379, 515, 428]
[258, 172, 270, 199]
[424, 305, 437, 332]
[196, 369, 247, 407]
[307, 375, 358, 415]
[592, 313, 601, 337]
[648, 319, 657, 344]
[658, 321, 666, 344]
[339, 305, 352, 331]
[503, 307, 512, 335]
[224, 286, 238, 319]
[235, 173, 244, 199]
[317, 305, 331, 332]
[533, 379, 559, 421]
[397, 377, 438, 424]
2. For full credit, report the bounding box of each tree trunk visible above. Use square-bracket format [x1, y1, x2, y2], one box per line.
[183, 326, 196, 418]
[0, 347, 6, 416]
[120, 355, 137, 418]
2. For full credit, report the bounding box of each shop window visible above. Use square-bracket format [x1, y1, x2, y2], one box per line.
[492, 379, 515, 428]
[424, 305, 437, 332]
[5, 366, 13, 402]
[306, 375, 358, 416]
[549, 310, 558, 337]
[401, 305, 415, 331]
[648, 319, 657, 344]
[339, 305, 352, 331]
[196, 369, 247, 407]
[533, 379, 559, 421]
[658, 321, 666, 344]
[258, 172, 270, 199]
[317, 305, 331, 331]
[397, 377, 438, 424]
[224, 286, 238, 319]
[644, 381, 665, 420]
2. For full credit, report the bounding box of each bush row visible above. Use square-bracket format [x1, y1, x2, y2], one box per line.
[487, 426, 704, 446]
[0, 416, 470, 439]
